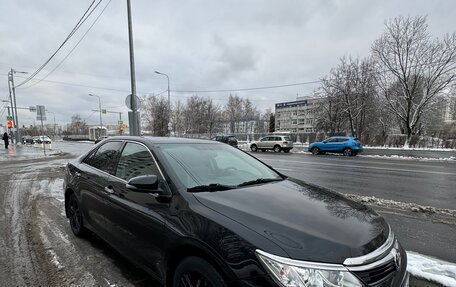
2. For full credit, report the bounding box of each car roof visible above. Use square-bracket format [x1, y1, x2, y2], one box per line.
[105, 136, 218, 145]
[328, 136, 355, 139]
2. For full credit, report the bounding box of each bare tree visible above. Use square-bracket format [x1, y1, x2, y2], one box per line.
[372, 15, 456, 147]
[314, 86, 347, 135]
[143, 95, 169, 136]
[68, 114, 88, 135]
[225, 94, 244, 133]
[206, 99, 222, 137]
[172, 100, 185, 136]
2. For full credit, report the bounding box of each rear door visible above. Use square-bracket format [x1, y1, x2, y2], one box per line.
[107, 141, 169, 278]
[78, 141, 124, 237]
[257, 137, 268, 149]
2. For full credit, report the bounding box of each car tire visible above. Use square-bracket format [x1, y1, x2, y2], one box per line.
[273, 145, 281, 153]
[67, 193, 86, 237]
[173, 256, 227, 287]
[250, 144, 258, 152]
[311, 147, 320, 155]
[343, 148, 353, 156]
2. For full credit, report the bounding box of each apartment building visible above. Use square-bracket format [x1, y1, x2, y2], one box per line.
[274, 97, 320, 133]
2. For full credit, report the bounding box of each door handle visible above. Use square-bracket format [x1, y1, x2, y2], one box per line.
[104, 186, 114, 194]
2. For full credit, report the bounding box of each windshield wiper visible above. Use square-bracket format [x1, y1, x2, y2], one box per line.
[187, 183, 236, 193]
[237, 178, 283, 187]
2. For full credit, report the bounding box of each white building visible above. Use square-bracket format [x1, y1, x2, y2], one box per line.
[274, 97, 320, 133]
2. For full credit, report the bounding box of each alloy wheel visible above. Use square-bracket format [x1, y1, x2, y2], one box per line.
[68, 194, 83, 235]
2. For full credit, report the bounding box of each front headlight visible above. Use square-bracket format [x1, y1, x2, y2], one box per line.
[256, 250, 363, 287]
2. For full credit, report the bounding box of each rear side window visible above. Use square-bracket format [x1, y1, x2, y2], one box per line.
[83, 141, 123, 175]
[115, 142, 163, 181]
[283, 136, 291, 141]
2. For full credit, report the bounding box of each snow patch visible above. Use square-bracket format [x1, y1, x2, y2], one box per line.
[360, 155, 456, 161]
[104, 278, 118, 287]
[407, 251, 456, 287]
[31, 179, 65, 202]
[344, 193, 456, 216]
[364, 146, 454, 151]
[47, 249, 64, 270]
[38, 217, 64, 270]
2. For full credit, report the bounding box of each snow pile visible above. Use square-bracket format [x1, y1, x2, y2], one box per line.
[344, 193, 456, 216]
[407, 251, 456, 287]
[360, 155, 456, 161]
[364, 146, 455, 151]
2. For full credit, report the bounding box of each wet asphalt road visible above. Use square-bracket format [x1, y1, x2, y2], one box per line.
[249, 151, 456, 263]
[249, 151, 456, 210]
[0, 142, 455, 286]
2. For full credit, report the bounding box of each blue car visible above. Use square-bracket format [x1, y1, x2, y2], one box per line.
[308, 136, 363, 156]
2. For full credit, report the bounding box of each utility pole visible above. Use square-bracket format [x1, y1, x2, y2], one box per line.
[7, 68, 27, 144]
[127, 0, 139, 136]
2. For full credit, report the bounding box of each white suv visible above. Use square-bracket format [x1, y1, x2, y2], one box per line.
[250, 135, 293, 153]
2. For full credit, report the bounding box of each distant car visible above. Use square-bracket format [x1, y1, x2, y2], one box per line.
[95, 136, 109, 144]
[22, 136, 35, 144]
[213, 135, 238, 147]
[309, 136, 363, 156]
[250, 135, 293, 153]
[35, 135, 52, 144]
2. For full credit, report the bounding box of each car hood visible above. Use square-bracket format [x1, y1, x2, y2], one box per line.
[194, 178, 388, 263]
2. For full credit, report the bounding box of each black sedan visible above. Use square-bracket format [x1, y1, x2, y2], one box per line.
[64, 136, 409, 287]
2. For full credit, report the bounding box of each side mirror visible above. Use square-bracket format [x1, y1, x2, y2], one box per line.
[126, 175, 172, 199]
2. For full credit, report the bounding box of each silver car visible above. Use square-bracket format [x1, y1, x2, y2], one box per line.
[250, 135, 293, 153]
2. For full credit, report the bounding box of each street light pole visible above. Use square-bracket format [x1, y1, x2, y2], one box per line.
[155, 71, 171, 135]
[47, 111, 57, 140]
[8, 68, 27, 144]
[126, 0, 139, 136]
[154, 71, 170, 110]
[88, 94, 103, 131]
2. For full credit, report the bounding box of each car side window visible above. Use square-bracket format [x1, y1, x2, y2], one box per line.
[115, 142, 163, 182]
[326, 138, 336, 143]
[83, 141, 123, 175]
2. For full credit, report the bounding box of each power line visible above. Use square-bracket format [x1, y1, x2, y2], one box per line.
[171, 80, 322, 93]
[16, 0, 103, 88]
[22, 0, 112, 89]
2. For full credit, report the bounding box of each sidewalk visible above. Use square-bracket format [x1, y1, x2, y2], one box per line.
[0, 144, 62, 161]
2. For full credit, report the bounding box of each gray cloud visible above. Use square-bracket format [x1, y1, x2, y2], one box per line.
[0, 0, 455, 126]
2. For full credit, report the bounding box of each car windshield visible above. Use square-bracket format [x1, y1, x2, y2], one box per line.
[158, 143, 282, 190]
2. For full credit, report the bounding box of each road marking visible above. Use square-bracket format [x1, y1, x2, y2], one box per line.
[263, 159, 456, 176]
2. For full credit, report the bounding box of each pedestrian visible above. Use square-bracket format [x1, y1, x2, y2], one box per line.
[2, 132, 9, 149]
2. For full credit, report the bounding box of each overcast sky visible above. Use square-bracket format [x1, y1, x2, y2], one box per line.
[1, 0, 455, 127]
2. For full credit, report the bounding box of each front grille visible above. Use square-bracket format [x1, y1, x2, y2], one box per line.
[352, 259, 397, 286]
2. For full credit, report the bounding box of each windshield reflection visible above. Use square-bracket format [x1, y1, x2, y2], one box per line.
[159, 143, 282, 189]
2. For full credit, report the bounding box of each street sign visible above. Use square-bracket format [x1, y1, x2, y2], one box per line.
[7, 120, 13, 128]
[29, 106, 37, 112]
[125, 94, 141, 110]
[36, 105, 46, 121]
[102, 109, 107, 114]
[6, 115, 13, 121]
[118, 120, 123, 125]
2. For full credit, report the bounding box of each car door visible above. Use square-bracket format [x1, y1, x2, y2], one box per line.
[78, 141, 124, 238]
[257, 137, 268, 149]
[106, 141, 169, 278]
[322, 138, 338, 151]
